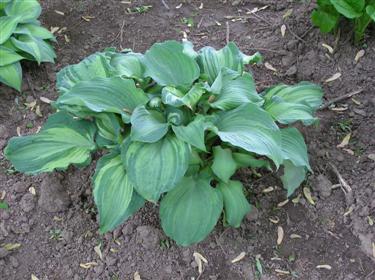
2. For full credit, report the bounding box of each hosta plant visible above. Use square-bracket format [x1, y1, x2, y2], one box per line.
[312, 0, 375, 43]
[0, 0, 56, 91]
[5, 40, 323, 246]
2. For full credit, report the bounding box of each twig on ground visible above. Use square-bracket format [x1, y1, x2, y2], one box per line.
[226, 21, 230, 44]
[286, 24, 307, 44]
[197, 17, 204, 29]
[329, 163, 352, 194]
[247, 47, 287, 55]
[161, 0, 170, 10]
[319, 89, 364, 110]
[119, 20, 125, 49]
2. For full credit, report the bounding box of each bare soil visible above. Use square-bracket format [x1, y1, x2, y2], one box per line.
[0, 0, 374, 279]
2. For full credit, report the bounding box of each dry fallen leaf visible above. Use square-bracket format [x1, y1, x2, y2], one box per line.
[79, 262, 97, 269]
[372, 242, 375, 258]
[231, 252, 246, 263]
[262, 186, 274, 193]
[50, 26, 59, 34]
[3, 243, 21, 251]
[64, 34, 70, 43]
[214, 20, 221, 26]
[28, 187, 36, 196]
[343, 148, 354, 155]
[330, 106, 348, 112]
[351, 98, 361, 105]
[354, 50, 365, 63]
[291, 194, 301, 204]
[40, 96, 53, 104]
[175, 3, 183, 9]
[367, 216, 374, 226]
[269, 217, 279, 224]
[17, 127, 21, 136]
[94, 244, 103, 260]
[303, 187, 315, 205]
[193, 252, 208, 274]
[337, 133, 351, 148]
[0, 190, 5, 200]
[275, 269, 290, 275]
[324, 72, 341, 83]
[277, 199, 289, 207]
[134, 271, 141, 280]
[322, 43, 334, 54]
[283, 9, 293, 19]
[343, 205, 354, 216]
[280, 24, 286, 37]
[277, 226, 284, 245]
[316, 264, 332, 270]
[54, 10, 65, 16]
[35, 105, 42, 117]
[265, 62, 277, 72]
[199, 2, 203, 9]
[31, 274, 39, 280]
[110, 248, 119, 253]
[290, 233, 302, 239]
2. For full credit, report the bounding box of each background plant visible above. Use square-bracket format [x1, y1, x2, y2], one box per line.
[311, 0, 375, 43]
[0, 0, 56, 91]
[5, 40, 323, 246]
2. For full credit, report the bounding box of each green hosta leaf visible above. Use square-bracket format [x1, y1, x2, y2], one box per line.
[211, 146, 237, 183]
[366, 5, 375, 20]
[0, 62, 22, 91]
[198, 42, 244, 84]
[215, 104, 283, 167]
[311, 5, 340, 33]
[241, 51, 263, 65]
[160, 176, 223, 246]
[57, 52, 114, 95]
[0, 46, 23, 66]
[162, 83, 206, 109]
[93, 152, 139, 233]
[232, 152, 271, 170]
[5, 0, 41, 22]
[14, 23, 56, 41]
[4, 112, 97, 174]
[94, 113, 122, 145]
[281, 128, 311, 170]
[263, 82, 323, 125]
[110, 52, 144, 80]
[0, 15, 21, 44]
[55, 77, 149, 121]
[130, 105, 169, 143]
[172, 115, 209, 151]
[218, 180, 251, 227]
[11, 35, 56, 64]
[123, 135, 190, 202]
[0, 0, 11, 10]
[143, 40, 200, 88]
[209, 68, 263, 110]
[281, 160, 307, 197]
[182, 39, 198, 59]
[330, 0, 365, 18]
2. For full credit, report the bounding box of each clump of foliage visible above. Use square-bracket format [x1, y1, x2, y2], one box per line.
[5, 40, 323, 246]
[312, 0, 375, 43]
[0, 0, 56, 91]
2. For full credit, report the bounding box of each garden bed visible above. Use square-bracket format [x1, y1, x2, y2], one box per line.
[0, 0, 374, 279]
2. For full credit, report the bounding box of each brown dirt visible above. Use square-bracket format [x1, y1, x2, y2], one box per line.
[0, 0, 374, 279]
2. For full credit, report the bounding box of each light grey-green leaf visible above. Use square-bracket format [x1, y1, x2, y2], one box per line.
[162, 83, 206, 109]
[56, 52, 115, 95]
[0, 15, 21, 44]
[110, 52, 144, 80]
[218, 180, 251, 227]
[5, 0, 41, 23]
[143, 40, 200, 88]
[211, 146, 237, 183]
[93, 152, 135, 233]
[160, 176, 223, 246]
[0, 62, 22, 91]
[281, 160, 307, 197]
[281, 127, 311, 170]
[209, 68, 263, 110]
[215, 104, 283, 167]
[130, 105, 169, 143]
[4, 112, 97, 174]
[0, 46, 23, 66]
[55, 77, 149, 120]
[123, 135, 190, 202]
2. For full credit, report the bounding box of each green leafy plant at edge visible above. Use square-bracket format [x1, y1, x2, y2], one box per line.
[0, 0, 56, 91]
[4, 40, 323, 246]
[311, 0, 375, 43]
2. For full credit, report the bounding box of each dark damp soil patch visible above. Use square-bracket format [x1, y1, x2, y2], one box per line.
[0, 0, 374, 279]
